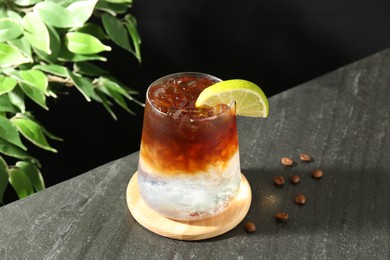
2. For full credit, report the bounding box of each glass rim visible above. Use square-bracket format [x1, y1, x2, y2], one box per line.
[145, 72, 235, 120]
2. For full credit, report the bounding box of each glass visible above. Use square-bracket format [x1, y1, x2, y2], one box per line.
[137, 72, 241, 221]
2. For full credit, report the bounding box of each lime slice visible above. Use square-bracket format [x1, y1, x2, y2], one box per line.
[195, 79, 269, 117]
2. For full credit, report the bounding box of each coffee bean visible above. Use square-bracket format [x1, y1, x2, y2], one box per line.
[274, 176, 285, 186]
[299, 153, 311, 162]
[311, 169, 323, 179]
[290, 175, 301, 184]
[275, 212, 289, 222]
[281, 157, 293, 167]
[294, 194, 306, 205]
[244, 221, 256, 233]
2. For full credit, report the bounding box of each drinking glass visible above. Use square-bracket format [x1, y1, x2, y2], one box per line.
[137, 72, 241, 221]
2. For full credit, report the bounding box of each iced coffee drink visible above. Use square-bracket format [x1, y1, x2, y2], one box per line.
[137, 72, 241, 221]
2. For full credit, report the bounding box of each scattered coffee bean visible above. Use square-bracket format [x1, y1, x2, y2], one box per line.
[311, 169, 323, 179]
[275, 212, 289, 222]
[280, 157, 293, 167]
[299, 153, 311, 162]
[273, 152, 322, 226]
[294, 194, 306, 205]
[290, 175, 301, 184]
[274, 176, 285, 186]
[244, 221, 256, 233]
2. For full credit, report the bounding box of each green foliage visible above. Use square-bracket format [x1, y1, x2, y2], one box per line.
[0, 0, 142, 204]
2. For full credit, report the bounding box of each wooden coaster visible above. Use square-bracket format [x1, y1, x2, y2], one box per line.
[126, 172, 252, 241]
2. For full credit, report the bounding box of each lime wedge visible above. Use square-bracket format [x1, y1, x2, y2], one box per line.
[195, 79, 269, 117]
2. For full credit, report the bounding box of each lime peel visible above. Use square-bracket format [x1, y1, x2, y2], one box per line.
[195, 79, 269, 117]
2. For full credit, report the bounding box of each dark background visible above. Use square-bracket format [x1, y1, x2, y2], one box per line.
[4, 0, 390, 203]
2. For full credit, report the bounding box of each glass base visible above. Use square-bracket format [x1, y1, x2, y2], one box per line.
[127, 172, 252, 241]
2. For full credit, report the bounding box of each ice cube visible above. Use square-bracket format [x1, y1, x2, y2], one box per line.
[173, 93, 188, 108]
[153, 87, 165, 98]
[168, 108, 186, 120]
[211, 104, 229, 116]
[197, 106, 214, 119]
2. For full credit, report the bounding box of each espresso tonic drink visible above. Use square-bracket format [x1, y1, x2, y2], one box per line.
[137, 72, 241, 221]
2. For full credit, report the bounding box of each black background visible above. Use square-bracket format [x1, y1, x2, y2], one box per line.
[4, 0, 390, 203]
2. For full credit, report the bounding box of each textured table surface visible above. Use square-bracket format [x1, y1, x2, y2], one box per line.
[1, 48, 390, 260]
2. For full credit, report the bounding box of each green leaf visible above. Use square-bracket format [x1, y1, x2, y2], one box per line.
[15, 161, 45, 191]
[0, 115, 27, 150]
[4, 10, 22, 22]
[67, 0, 98, 26]
[16, 70, 48, 109]
[74, 61, 108, 76]
[95, 91, 117, 120]
[45, 24, 61, 58]
[8, 36, 33, 60]
[14, 0, 42, 6]
[8, 86, 25, 113]
[33, 64, 68, 77]
[22, 12, 50, 54]
[106, 0, 132, 3]
[0, 95, 17, 113]
[76, 23, 108, 40]
[19, 69, 48, 91]
[97, 77, 135, 115]
[0, 75, 17, 95]
[0, 18, 23, 42]
[17, 113, 63, 141]
[58, 46, 107, 62]
[12, 117, 57, 153]
[67, 70, 97, 101]
[103, 86, 134, 115]
[1, 67, 19, 78]
[0, 137, 36, 161]
[41, 129, 63, 141]
[8, 167, 34, 199]
[19, 82, 48, 110]
[98, 77, 129, 97]
[124, 14, 142, 63]
[102, 13, 132, 52]
[34, 2, 79, 28]
[65, 32, 111, 54]
[46, 0, 74, 6]
[105, 76, 139, 95]
[98, 75, 144, 101]
[33, 25, 61, 63]
[0, 156, 9, 204]
[95, 1, 130, 15]
[0, 43, 30, 68]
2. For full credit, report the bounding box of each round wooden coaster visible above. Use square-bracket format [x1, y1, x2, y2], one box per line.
[126, 172, 252, 241]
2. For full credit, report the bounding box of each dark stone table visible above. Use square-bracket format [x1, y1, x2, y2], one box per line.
[1, 48, 390, 259]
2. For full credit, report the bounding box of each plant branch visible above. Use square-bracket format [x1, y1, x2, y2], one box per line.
[47, 75, 74, 87]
